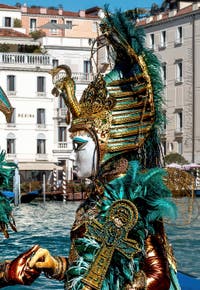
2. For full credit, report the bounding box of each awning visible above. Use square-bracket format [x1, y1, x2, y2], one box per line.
[18, 162, 63, 171]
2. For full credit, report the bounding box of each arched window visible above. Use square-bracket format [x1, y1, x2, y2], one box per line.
[7, 132, 16, 154]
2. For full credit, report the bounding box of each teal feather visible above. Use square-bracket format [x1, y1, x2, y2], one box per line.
[0, 150, 17, 236]
[146, 198, 177, 222]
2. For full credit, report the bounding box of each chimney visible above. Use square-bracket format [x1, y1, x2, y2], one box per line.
[168, 9, 177, 17]
[40, 7, 47, 14]
[79, 10, 85, 17]
[21, 4, 27, 13]
[58, 8, 63, 15]
[146, 16, 153, 24]
[157, 14, 163, 21]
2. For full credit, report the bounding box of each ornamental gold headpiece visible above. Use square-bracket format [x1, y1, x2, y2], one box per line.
[50, 11, 164, 166]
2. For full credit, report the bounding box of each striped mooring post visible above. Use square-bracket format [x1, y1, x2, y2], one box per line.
[62, 169, 67, 203]
[196, 168, 200, 189]
[53, 168, 57, 192]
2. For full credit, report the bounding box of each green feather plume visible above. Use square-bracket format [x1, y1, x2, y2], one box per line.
[0, 149, 17, 237]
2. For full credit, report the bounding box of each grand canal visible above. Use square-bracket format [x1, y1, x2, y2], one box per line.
[0, 200, 199, 289]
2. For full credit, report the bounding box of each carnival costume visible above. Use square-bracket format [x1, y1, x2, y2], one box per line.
[36, 9, 181, 290]
[0, 87, 41, 287]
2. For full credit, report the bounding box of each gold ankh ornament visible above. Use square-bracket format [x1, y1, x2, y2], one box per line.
[82, 199, 140, 290]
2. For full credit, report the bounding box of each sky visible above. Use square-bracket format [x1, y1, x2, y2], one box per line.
[1, 0, 163, 12]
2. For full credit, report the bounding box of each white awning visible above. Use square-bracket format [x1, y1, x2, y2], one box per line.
[18, 162, 63, 171]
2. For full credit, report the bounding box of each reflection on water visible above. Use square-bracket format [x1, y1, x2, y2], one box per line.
[1, 201, 79, 289]
[0, 200, 200, 289]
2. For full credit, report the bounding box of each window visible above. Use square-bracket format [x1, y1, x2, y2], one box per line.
[162, 141, 167, 155]
[52, 59, 59, 67]
[7, 133, 16, 154]
[83, 61, 92, 80]
[160, 31, 166, 49]
[176, 61, 183, 83]
[5, 17, 11, 27]
[58, 127, 67, 142]
[7, 75, 16, 92]
[37, 139, 46, 154]
[30, 18, 37, 31]
[176, 111, 183, 132]
[149, 33, 155, 50]
[176, 26, 182, 45]
[51, 19, 57, 34]
[59, 95, 66, 108]
[8, 108, 16, 124]
[178, 141, 183, 155]
[92, 21, 97, 33]
[65, 20, 72, 29]
[161, 63, 167, 86]
[162, 110, 167, 132]
[84, 60, 91, 74]
[37, 76, 45, 93]
[37, 108, 45, 125]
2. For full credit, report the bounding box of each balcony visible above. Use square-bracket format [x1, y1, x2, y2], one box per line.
[57, 108, 67, 119]
[72, 72, 94, 83]
[57, 142, 68, 149]
[53, 142, 72, 154]
[0, 52, 51, 67]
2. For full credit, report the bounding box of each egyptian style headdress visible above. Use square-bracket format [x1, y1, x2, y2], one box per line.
[50, 9, 164, 169]
[51, 9, 182, 290]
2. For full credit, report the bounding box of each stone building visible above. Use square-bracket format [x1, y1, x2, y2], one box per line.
[0, 3, 100, 185]
[141, 1, 200, 163]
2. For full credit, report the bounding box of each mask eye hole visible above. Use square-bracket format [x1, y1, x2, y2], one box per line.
[73, 137, 88, 152]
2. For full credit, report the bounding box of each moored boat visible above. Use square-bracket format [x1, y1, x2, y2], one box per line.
[178, 271, 200, 290]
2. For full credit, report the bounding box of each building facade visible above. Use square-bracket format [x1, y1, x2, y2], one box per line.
[0, 4, 100, 184]
[141, 1, 200, 163]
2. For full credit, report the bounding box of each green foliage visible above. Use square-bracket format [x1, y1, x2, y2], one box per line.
[13, 18, 22, 27]
[29, 30, 46, 40]
[21, 181, 41, 193]
[0, 43, 10, 52]
[66, 181, 88, 193]
[164, 153, 188, 165]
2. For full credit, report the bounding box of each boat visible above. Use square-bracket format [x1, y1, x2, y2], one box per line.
[1, 190, 15, 199]
[1, 189, 41, 203]
[195, 189, 200, 197]
[178, 271, 200, 289]
[20, 189, 41, 203]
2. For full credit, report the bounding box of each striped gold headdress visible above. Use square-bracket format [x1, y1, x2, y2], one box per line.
[50, 10, 164, 167]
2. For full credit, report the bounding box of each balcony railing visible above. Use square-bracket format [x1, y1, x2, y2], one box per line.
[57, 108, 67, 118]
[72, 72, 94, 82]
[57, 142, 68, 149]
[0, 52, 51, 66]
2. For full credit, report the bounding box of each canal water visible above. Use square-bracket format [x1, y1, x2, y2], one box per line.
[0, 200, 199, 289]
